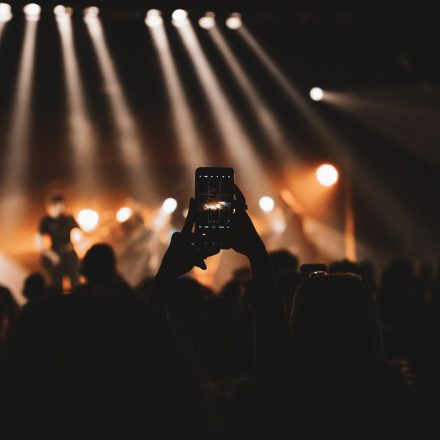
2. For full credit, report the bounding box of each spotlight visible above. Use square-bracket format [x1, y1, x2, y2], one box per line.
[259, 196, 275, 212]
[77, 209, 99, 232]
[316, 164, 338, 187]
[199, 11, 215, 29]
[171, 9, 188, 27]
[310, 87, 324, 101]
[54, 5, 72, 16]
[225, 12, 242, 30]
[116, 206, 133, 223]
[162, 198, 178, 214]
[0, 3, 12, 22]
[83, 6, 99, 22]
[145, 9, 162, 27]
[23, 3, 41, 21]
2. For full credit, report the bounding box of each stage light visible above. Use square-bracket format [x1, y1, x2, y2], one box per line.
[0, 3, 12, 22]
[225, 13, 242, 30]
[77, 209, 99, 232]
[145, 9, 162, 27]
[172, 9, 188, 27]
[83, 6, 99, 22]
[316, 164, 338, 187]
[162, 198, 178, 214]
[23, 3, 41, 21]
[71, 228, 83, 242]
[199, 12, 215, 29]
[116, 206, 133, 223]
[259, 196, 275, 212]
[310, 87, 324, 101]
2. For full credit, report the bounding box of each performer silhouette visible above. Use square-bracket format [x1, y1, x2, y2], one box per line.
[37, 194, 80, 289]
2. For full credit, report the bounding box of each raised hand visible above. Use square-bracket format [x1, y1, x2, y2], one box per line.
[230, 185, 265, 258]
[158, 198, 220, 279]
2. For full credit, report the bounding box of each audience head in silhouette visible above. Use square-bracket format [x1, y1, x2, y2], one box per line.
[80, 243, 118, 286]
[23, 272, 47, 302]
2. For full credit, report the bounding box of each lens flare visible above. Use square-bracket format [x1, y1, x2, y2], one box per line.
[77, 209, 99, 232]
[259, 196, 275, 212]
[316, 164, 338, 187]
[116, 206, 133, 223]
[162, 198, 178, 214]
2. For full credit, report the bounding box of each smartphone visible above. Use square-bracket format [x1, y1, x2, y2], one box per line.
[195, 167, 234, 249]
[300, 263, 328, 278]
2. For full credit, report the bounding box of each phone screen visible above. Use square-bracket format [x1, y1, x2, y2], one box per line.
[195, 167, 234, 249]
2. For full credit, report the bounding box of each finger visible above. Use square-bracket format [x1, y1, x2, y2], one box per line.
[181, 198, 196, 236]
[233, 185, 247, 210]
[201, 246, 220, 259]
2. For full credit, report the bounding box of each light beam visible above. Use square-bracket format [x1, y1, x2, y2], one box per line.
[85, 14, 157, 203]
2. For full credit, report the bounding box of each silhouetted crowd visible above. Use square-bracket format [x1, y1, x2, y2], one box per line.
[0, 188, 439, 439]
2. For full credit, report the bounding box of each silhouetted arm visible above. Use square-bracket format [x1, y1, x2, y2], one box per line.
[231, 186, 289, 376]
[149, 199, 219, 319]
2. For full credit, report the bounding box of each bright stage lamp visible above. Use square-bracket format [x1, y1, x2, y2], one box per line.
[162, 198, 178, 214]
[116, 206, 133, 223]
[171, 9, 188, 27]
[54, 5, 72, 16]
[83, 6, 99, 22]
[0, 3, 12, 22]
[225, 13, 242, 30]
[77, 209, 99, 232]
[259, 196, 275, 212]
[199, 12, 215, 29]
[145, 9, 162, 27]
[316, 164, 338, 187]
[23, 3, 41, 21]
[310, 87, 324, 101]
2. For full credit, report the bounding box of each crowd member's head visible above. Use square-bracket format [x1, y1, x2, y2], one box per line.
[80, 243, 117, 286]
[23, 273, 47, 302]
[46, 193, 66, 218]
[290, 273, 384, 370]
[269, 249, 299, 274]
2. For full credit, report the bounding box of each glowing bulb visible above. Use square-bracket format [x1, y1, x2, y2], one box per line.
[162, 198, 178, 214]
[259, 196, 275, 212]
[83, 6, 99, 22]
[77, 209, 99, 232]
[316, 164, 339, 187]
[171, 9, 188, 27]
[310, 87, 324, 101]
[225, 12, 242, 30]
[116, 206, 133, 223]
[199, 12, 215, 29]
[145, 9, 162, 27]
[0, 3, 12, 22]
[23, 3, 41, 21]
